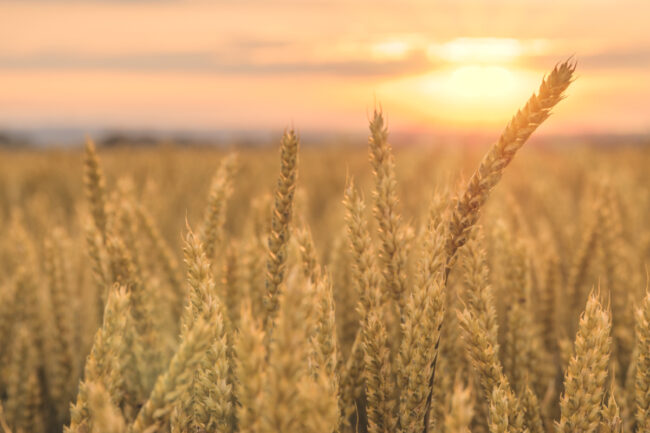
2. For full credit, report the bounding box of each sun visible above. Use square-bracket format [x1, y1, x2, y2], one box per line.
[446, 65, 516, 100]
[378, 37, 545, 128]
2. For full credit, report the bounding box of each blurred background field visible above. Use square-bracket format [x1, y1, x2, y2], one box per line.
[2, 140, 648, 251]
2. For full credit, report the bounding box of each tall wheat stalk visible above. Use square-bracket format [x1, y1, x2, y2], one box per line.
[423, 60, 575, 433]
[264, 130, 299, 330]
[445, 60, 575, 274]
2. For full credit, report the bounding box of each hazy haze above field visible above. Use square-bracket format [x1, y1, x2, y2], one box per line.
[1, 0, 649, 139]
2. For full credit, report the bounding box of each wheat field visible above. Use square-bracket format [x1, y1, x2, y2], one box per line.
[0, 61, 649, 433]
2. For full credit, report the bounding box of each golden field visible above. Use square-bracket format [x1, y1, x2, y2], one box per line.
[0, 61, 649, 433]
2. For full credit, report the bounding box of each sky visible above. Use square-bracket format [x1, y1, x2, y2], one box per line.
[1, 0, 650, 140]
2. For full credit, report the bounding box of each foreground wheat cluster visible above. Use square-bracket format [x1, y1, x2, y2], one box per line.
[1, 60, 649, 433]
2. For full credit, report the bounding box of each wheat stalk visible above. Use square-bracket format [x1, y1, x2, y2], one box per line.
[635, 291, 650, 430]
[368, 109, 408, 312]
[129, 317, 215, 433]
[557, 292, 611, 433]
[84, 138, 109, 244]
[264, 130, 299, 330]
[423, 60, 575, 433]
[445, 60, 575, 274]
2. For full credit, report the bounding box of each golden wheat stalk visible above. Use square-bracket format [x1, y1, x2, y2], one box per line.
[341, 178, 382, 426]
[84, 138, 109, 244]
[445, 60, 575, 275]
[399, 197, 447, 432]
[363, 307, 398, 433]
[200, 153, 237, 262]
[521, 384, 545, 433]
[178, 229, 233, 432]
[129, 317, 215, 433]
[5, 326, 43, 433]
[235, 300, 267, 433]
[557, 292, 612, 433]
[635, 291, 650, 430]
[136, 204, 183, 316]
[368, 109, 408, 311]
[85, 382, 126, 433]
[68, 285, 140, 431]
[423, 60, 575, 433]
[456, 230, 505, 398]
[343, 178, 380, 319]
[600, 390, 623, 433]
[264, 130, 299, 330]
[43, 231, 76, 422]
[261, 271, 314, 433]
[295, 224, 320, 282]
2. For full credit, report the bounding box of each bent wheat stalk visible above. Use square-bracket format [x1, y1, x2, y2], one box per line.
[423, 59, 576, 433]
[445, 59, 575, 275]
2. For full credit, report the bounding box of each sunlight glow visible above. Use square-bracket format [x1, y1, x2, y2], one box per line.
[378, 66, 540, 127]
[429, 37, 523, 64]
[383, 37, 548, 126]
[371, 40, 412, 60]
[447, 65, 515, 99]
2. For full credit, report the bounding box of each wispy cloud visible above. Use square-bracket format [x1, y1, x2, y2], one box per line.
[523, 48, 650, 71]
[580, 48, 650, 69]
[0, 50, 433, 77]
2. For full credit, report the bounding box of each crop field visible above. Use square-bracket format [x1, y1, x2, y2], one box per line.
[0, 60, 649, 433]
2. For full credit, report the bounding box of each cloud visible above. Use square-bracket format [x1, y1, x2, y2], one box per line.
[580, 49, 650, 69]
[0, 49, 433, 77]
[0, 51, 215, 71]
[525, 48, 650, 70]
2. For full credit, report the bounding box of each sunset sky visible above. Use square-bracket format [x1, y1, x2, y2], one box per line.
[2, 0, 650, 140]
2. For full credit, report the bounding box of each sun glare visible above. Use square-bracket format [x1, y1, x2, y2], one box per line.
[447, 65, 515, 100]
[374, 37, 549, 127]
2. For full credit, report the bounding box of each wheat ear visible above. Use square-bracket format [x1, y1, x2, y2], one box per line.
[235, 300, 267, 433]
[399, 195, 447, 433]
[199, 153, 237, 262]
[600, 390, 623, 433]
[176, 229, 233, 432]
[363, 307, 398, 433]
[5, 326, 44, 433]
[368, 109, 408, 311]
[557, 292, 612, 433]
[264, 130, 299, 330]
[129, 317, 215, 433]
[68, 286, 140, 431]
[44, 232, 76, 422]
[260, 272, 311, 433]
[86, 382, 127, 433]
[424, 60, 575, 433]
[136, 204, 183, 320]
[634, 291, 650, 430]
[84, 138, 109, 244]
[445, 60, 575, 275]
[341, 179, 381, 426]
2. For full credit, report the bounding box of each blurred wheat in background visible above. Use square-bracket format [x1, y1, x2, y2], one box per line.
[0, 58, 649, 433]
